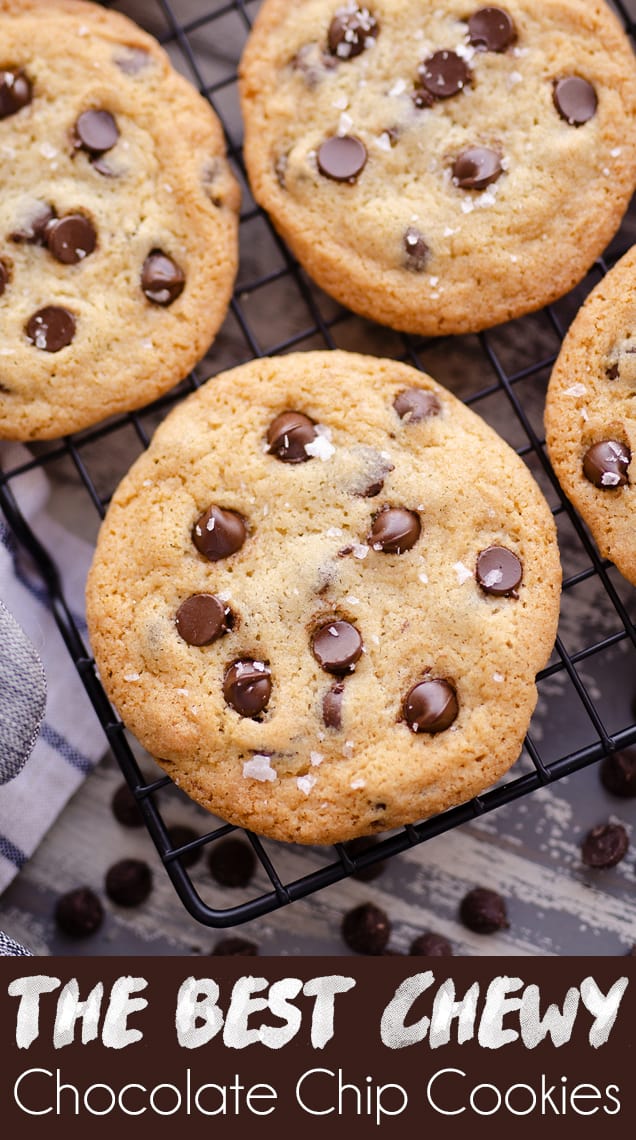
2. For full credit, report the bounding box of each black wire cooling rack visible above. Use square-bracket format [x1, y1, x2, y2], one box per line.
[1, 0, 636, 927]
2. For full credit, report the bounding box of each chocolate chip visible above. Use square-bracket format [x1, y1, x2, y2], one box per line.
[403, 678, 458, 733]
[600, 749, 636, 798]
[74, 109, 119, 154]
[275, 154, 288, 187]
[167, 824, 203, 868]
[211, 936, 259, 955]
[208, 836, 256, 887]
[345, 836, 386, 881]
[114, 48, 151, 75]
[342, 902, 391, 954]
[267, 410, 317, 462]
[606, 362, 620, 381]
[291, 43, 337, 86]
[176, 593, 230, 646]
[45, 214, 96, 264]
[368, 506, 421, 554]
[0, 261, 8, 297]
[90, 156, 117, 178]
[223, 659, 272, 716]
[0, 69, 32, 119]
[581, 822, 629, 869]
[412, 85, 435, 109]
[460, 886, 509, 933]
[192, 505, 247, 561]
[410, 932, 454, 956]
[553, 77, 597, 126]
[468, 7, 516, 52]
[55, 887, 104, 938]
[26, 306, 76, 352]
[403, 226, 429, 272]
[394, 387, 441, 422]
[141, 250, 185, 305]
[476, 545, 523, 596]
[111, 782, 144, 828]
[317, 135, 367, 182]
[453, 146, 503, 190]
[418, 51, 471, 100]
[328, 6, 378, 59]
[105, 858, 152, 907]
[583, 440, 630, 488]
[323, 682, 345, 728]
[10, 200, 54, 243]
[312, 621, 363, 674]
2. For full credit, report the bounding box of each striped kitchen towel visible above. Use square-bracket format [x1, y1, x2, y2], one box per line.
[0, 443, 105, 894]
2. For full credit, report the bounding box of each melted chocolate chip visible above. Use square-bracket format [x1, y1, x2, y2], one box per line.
[404, 226, 429, 271]
[45, 214, 96, 264]
[394, 387, 441, 422]
[468, 7, 516, 52]
[114, 48, 151, 75]
[600, 749, 636, 798]
[328, 6, 378, 59]
[312, 621, 363, 674]
[418, 51, 471, 100]
[606, 362, 620, 381]
[412, 85, 435, 110]
[26, 306, 76, 352]
[409, 932, 454, 956]
[211, 936, 259, 955]
[368, 507, 421, 554]
[553, 77, 597, 126]
[167, 825, 203, 868]
[583, 440, 630, 488]
[476, 545, 523, 596]
[74, 109, 119, 154]
[581, 822, 629, 869]
[0, 69, 32, 119]
[55, 887, 104, 938]
[341, 901, 391, 954]
[267, 410, 317, 462]
[403, 678, 458, 733]
[317, 135, 367, 182]
[0, 261, 7, 297]
[141, 250, 185, 305]
[10, 201, 54, 244]
[175, 594, 230, 646]
[460, 886, 509, 933]
[223, 659, 271, 716]
[323, 682, 345, 728]
[111, 782, 144, 828]
[453, 146, 503, 190]
[105, 858, 152, 907]
[192, 505, 247, 561]
[208, 836, 256, 887]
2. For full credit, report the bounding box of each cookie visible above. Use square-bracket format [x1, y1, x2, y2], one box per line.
[239, 0, 636, 336]
[0, 0, 239, 440]
[545, 246, 636, 586]
[86, 351, 560, 845]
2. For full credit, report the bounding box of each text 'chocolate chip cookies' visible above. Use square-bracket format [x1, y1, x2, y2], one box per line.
[86, 351, 561, 845]
[239, 0, 636, 336]
[0, 0, 239, 439]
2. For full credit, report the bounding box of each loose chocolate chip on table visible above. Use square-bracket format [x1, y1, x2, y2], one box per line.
[410, 932, 454, 956]
[267, 410, 317, 462]
[468, 7, 516, 53]
[0, 261, 7, 296]
[105, 858, 153, 907]
[223, 659, 272, 716]
[368, 506, 421, 554]
[418, 51, 471, 100]
[553, 77, 598, 126]
[394, 387, 441, 422]
[211, 936, 259, 956]
[192, 504, 247, 561]
[323, 681, 345, 728]
[0, 68, 32, 119]
[403, 226, 429, 272]
[74, 109, 119, 154]
[344, 836, 386, 882]
[342, 901, 391, 954]
[55, 887, 104, 938]
[626, 945, 636, 956]
[600, 749, 636, 798]
[111, 781, 144, 828]
[141, 250, 185, 305]
[45, 214, 97, 264]
[460, 886, 509, 933]
[582, 440, 630, 488]
[26, 306, 76, 352]
[403, 678, 458, 734]
[312, 620, 363, 674]
[328, 6, 378, 59]
[581, 822, 629, 869]
[176, 593, 230, 646]
[476, 545, 523, 596]
[208, 836, 256, 887]
[10, 200, 54, 243]
[167, 824, 203, 869]
[453, 147, 503, 190]
[317, 135, 367, 182]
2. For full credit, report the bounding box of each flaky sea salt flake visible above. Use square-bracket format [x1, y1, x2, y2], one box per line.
[243, 754, 277, 782]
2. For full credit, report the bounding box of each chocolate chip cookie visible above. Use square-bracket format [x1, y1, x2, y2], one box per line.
[239, 0, 636, 335]
[545, 245, 636, 586]
[0, 0, 239, 439]
[86, 351, 561, 845]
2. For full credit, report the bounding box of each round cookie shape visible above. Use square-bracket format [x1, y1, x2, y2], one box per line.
[239, 0, 636, 336]
[86, 351, 561, 845]
[545, 245, 636, 586]
[0, 0, 239, 439]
